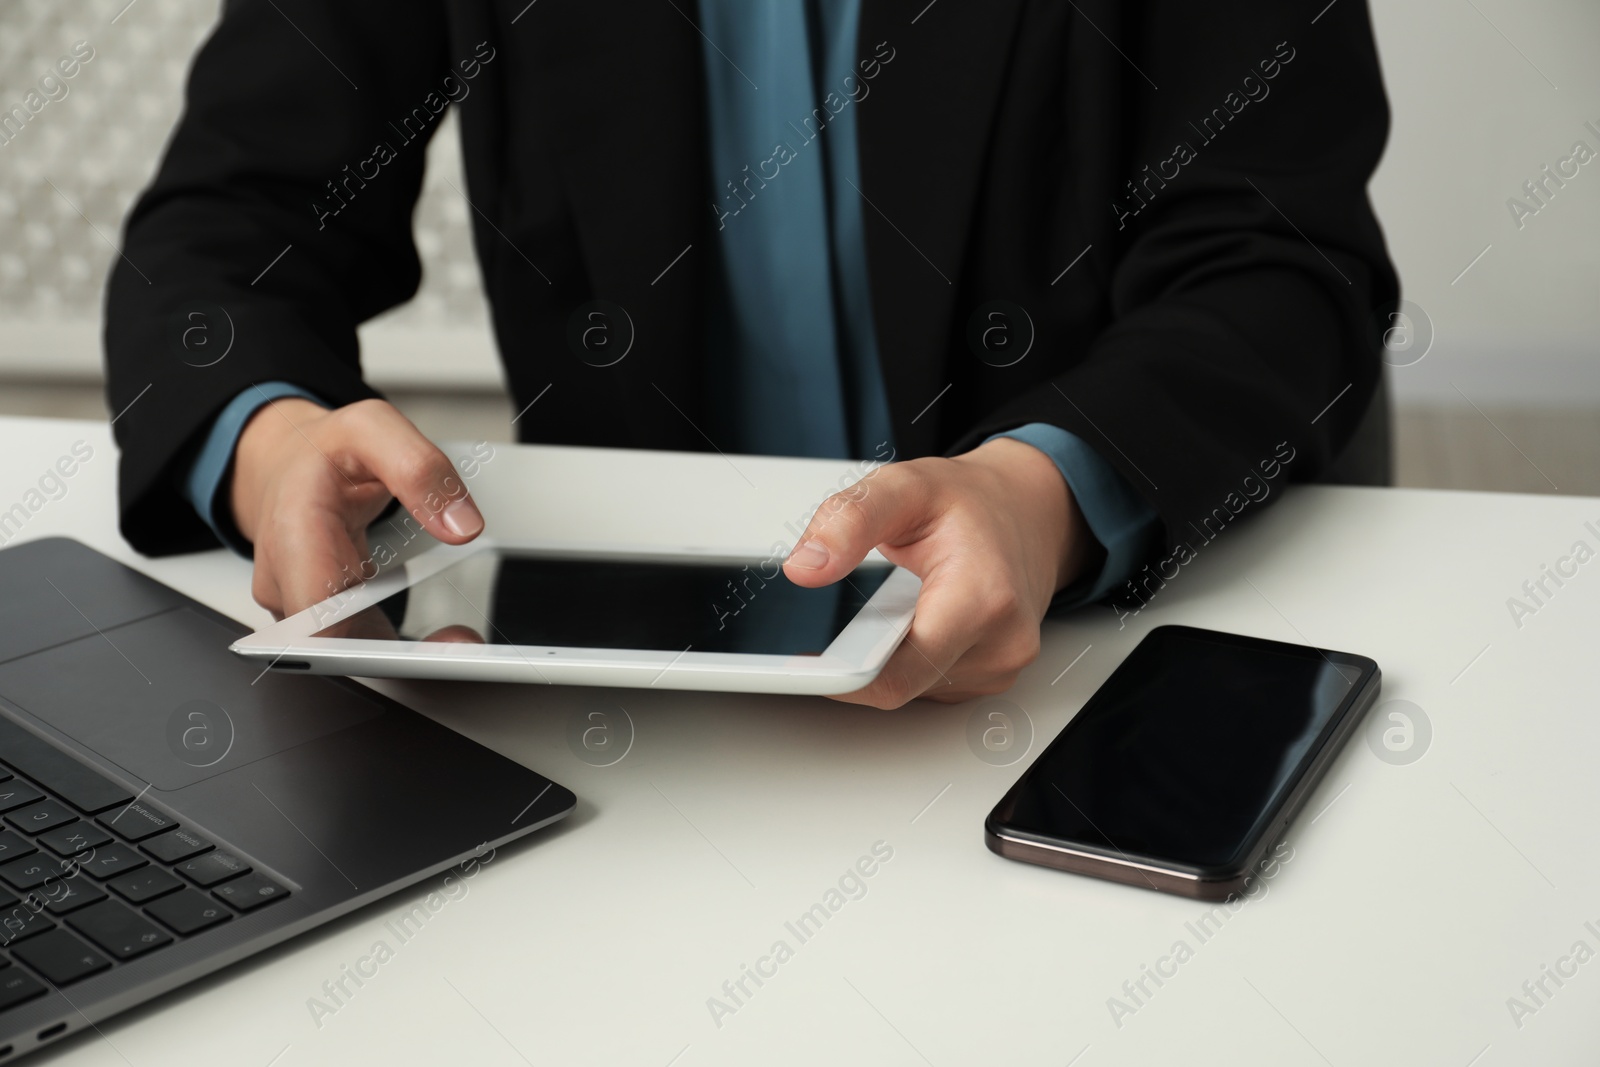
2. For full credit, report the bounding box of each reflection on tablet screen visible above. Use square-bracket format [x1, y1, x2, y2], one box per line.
[311, 550, 894, 656]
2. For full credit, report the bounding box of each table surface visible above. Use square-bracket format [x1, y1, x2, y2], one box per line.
[3, 416, 1596, 1067]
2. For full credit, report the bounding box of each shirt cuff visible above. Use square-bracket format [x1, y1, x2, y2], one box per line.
[182, 382, 328, 557]
[986, 422, 1161, 610]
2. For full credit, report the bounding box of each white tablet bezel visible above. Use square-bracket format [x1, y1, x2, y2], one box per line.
[229, 536, 920, 694]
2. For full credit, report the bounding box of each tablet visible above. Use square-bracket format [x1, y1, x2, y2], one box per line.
[229, 539, 920, 694]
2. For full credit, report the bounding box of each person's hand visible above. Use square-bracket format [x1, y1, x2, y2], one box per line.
[782, 437, 1102, 708]
[230, 397, 485, 619]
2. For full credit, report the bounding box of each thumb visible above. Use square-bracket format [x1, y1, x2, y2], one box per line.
[341, 401, 484, 544]
[781, 465, 931, 587]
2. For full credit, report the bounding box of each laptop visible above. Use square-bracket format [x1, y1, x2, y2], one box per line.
[0, 538, 575, 1060]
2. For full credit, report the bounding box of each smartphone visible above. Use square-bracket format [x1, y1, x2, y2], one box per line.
[985, 625, 1380, 900]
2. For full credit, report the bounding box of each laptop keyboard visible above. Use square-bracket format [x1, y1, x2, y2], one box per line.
[0, 719, 288, 1012]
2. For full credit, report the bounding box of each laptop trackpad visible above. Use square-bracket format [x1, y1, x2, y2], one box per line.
[0, 607, 382, 791]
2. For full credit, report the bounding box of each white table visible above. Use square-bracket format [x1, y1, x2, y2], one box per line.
[3, 416, 1595, 1066]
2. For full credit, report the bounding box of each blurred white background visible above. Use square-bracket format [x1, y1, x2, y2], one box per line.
[1, 0, 1596, 490]
[0, 0, 496, 396]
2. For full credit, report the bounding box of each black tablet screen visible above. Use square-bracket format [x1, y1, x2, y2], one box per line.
[312, 550, 893, 656]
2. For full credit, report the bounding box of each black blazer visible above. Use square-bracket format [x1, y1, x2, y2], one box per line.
[105, 0, 1398, 558]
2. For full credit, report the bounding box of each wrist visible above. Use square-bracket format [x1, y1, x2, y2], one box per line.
[962, 436, 1100, 595]
[230, 396, 327, 541]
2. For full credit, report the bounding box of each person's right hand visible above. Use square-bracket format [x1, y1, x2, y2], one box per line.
[230, 397, 485, 619]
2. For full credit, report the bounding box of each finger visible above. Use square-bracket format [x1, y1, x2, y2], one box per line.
[336, 400, 485, 544]
[782, 463, 937, 588]
[271, 505, 371, 618]
[423, 624, 486, 644]
[314, 607, 401, 640]
[251, 565, 286, 621]
[315, 529, 400, 639]
[827, 564, 980, 709]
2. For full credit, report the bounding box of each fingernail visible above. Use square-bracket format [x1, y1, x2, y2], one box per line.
[788, 540, 829, 570]
[441, 498, 484, 538]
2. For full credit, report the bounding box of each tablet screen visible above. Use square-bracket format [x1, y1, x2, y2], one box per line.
[312, 549, 895, 656]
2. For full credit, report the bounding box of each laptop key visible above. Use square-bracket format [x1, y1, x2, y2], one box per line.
[0, 717, 135, 814]
[107, 867, 182, 904]
[77, 844, 147, 881]
[96, 801, 176, 842]
[176, 850, 249, 887]
[67, 899, 173, 961]
[1, 854, 64, 891]
[0, 782, 44, 814]
[0, 830, 36, 863]
[0, 965, 46, 1010]
[12, 928, 111, 985]
[211, 872, 288, 912]
[5, 801, 76, 833]
[142, 827, 212, 865]
[0, 905, 54, 946]
[145, 888, 232, 935]
[38, 823, 112, 858]
[31, 879, 108, 916]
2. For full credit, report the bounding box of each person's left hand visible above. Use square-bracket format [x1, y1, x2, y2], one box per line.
[782, 437, 1103, 708]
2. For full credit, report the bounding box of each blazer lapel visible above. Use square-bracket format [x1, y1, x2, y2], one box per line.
[520, 0, 710, 426]
[856, 0, 1026, 455]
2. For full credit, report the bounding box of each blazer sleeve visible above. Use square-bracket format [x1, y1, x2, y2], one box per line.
[104, 0, 451, 555]
[948, 0, 1399, 559]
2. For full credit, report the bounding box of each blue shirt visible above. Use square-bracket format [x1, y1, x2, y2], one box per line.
[699, 0, 891, 459]
[185, 0, 1158, 606]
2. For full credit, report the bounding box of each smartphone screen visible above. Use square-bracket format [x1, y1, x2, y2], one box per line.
[990, 626, 1377, 877]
